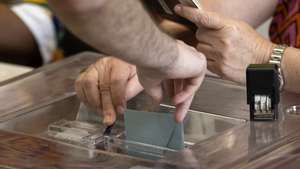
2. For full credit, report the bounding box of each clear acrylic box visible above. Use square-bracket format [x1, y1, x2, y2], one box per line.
[46, 102, 245, 161]
[47, 119, 106, 147]
[47, 119, 180, 160]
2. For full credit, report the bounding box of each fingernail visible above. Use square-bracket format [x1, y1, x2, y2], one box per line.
[117, 106, 125, 114]
[174, 5, 182, 12]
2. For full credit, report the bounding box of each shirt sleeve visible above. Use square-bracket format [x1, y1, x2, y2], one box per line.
[11, 3, 57, 64]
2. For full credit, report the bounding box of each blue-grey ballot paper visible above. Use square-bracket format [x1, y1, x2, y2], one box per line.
[124, 109, 184, 153]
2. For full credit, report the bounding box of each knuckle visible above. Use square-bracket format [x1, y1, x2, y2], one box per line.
[95, 59, 104, 67]
[111, 67, 127, 80]
[101, 57, 110, 62]
[106, 57, 115, 65]
[196, 13, 211, 26]
[225, 24, 240, 36]
[220, 38, 231, 46]
[96, 58, 109, 70]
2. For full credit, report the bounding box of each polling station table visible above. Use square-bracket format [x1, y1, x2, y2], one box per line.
[0, 62, 32, 82]
[0, 52, 299, 169]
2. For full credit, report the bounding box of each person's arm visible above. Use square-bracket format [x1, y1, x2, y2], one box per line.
[0, 4, 42, 67]
[201, 0, 278, 28]
[49, 0, 207, 124]
[48, 0, 177, 70]
[151, 0, 277, 48]
[281, 48, 300, 93]
[176, 5, 300, 94]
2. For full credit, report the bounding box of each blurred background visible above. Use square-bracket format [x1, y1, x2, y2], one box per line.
[0, 0, 94, 68]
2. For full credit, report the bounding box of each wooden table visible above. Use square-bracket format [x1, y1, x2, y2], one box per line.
[0, 62, 32, 82]
[0, 130, 158, 169]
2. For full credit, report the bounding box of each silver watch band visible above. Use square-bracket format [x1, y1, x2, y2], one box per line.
[269, 44, 287, 91]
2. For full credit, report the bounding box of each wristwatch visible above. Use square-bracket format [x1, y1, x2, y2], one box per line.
[269, 44, 287, 91]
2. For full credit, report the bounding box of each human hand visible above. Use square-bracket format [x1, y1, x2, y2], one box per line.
[137, 40, 207, 122]
[174, 5, 274, 84]
[75, 57, 143, 126]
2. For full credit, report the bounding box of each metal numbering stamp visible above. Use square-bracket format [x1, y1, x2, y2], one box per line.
[247, 64, 280, 121]
[254, 95, 273, 120]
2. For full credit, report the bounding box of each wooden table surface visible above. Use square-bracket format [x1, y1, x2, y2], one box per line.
[0, 130, 157, 169]
[0, 62, 32, 82]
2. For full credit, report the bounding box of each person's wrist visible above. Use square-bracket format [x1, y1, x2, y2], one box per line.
[257, 40, 276, 64]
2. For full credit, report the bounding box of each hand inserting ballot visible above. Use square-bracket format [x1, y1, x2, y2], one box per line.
[174, 5, 274, 84]
[137, 40, 206, 123]
[75, 41, 206, 125]
[75, 57, 143, 126]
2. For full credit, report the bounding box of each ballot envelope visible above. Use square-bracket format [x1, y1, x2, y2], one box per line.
[124, 109, 184, 150]
[123, 109, 184, 159]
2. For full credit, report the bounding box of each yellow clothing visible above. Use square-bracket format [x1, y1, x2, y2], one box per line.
[23, 0, 47, 5]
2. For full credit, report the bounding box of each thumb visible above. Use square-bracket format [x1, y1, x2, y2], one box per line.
[174, 5, 224, 30]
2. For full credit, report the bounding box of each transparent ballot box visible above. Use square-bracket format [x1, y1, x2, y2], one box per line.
[46, 101, 245, 161]
[47, 119, 105, 147]
[47, 119, 180, 160]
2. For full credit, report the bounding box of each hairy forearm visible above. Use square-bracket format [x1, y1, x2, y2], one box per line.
[48, 0, 177, 70]
[281, 47, 300, 93]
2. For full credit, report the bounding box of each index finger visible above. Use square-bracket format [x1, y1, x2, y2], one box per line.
[174, 95, 194, 123]
[100, 88, 116, 126]
[174, 4, 224, 30]
[96, 60, 117, 125]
